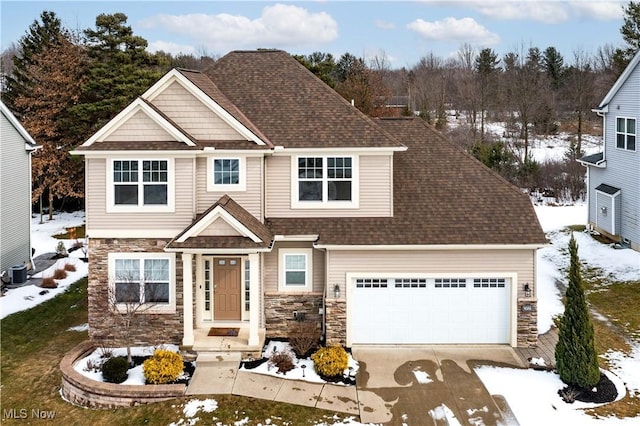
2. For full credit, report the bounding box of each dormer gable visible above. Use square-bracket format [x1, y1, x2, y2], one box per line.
[82, 97, 196, 147]
[142, 68, 271, 147]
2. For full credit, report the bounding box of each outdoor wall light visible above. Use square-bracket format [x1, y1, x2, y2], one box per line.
[524, 283, 532, 298]
[334, 284, 341, 298]
[601, 206, 608, 215]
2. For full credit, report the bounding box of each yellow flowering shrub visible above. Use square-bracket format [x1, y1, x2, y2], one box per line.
[311, 345, 348, 377]
[142, 349, 183, 384]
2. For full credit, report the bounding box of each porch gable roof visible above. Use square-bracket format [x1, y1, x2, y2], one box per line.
[166, 195, 273, 250]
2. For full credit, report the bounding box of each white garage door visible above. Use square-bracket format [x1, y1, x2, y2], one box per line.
[350, 277, 511, 344]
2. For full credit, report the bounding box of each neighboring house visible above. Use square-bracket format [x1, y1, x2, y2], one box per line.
[579, 51, 640, 252]
[0, 101, 39, 281]
[73, 50, 546, 353]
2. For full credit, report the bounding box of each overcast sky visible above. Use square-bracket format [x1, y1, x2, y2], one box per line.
[0, 1, 629, 68]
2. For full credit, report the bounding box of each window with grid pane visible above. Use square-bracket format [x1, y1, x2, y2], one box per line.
[113, 160, 168, 206]
[113, 258, 170, 304]
[214, 159, 240, 185]
[297, 156, 352, 202]
[616, 117, 636, 151]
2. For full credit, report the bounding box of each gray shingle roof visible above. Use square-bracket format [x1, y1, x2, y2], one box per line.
[579, 152, 604, 166]
[595, 183, 620, 195]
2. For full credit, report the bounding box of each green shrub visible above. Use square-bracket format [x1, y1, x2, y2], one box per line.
[143, 349, 183, 384]
[101, 356, 129, 384]
[311, 345, 348, 377]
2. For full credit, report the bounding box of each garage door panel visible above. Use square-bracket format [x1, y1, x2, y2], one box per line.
[351, 277, 511, 344]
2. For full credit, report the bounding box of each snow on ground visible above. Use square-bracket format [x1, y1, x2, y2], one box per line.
[2, 201, 639, 424]
[0, 211, 88, 319]
[73, 344, 181, 385]
[239, 340, 359, 385]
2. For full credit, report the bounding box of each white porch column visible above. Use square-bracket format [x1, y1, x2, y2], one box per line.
[182, 253, 194, 346]
[248, 253, 260, 346]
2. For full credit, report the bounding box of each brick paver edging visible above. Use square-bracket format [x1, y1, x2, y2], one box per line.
[60, 340, 186, 409]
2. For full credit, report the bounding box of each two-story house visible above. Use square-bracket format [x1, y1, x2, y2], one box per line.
[579, 51, 640, 252]
[74, 50, 547, 353]
[1, 101, 39, 283]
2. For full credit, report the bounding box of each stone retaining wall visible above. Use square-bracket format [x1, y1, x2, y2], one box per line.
[517, 298, 538, 347]
[60, 341, 185, 409]
[264, 292, 323, 338]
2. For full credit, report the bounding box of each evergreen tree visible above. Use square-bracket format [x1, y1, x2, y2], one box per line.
[555, 234, 600, 389]
[474, 48, 500, 140]
[613, 1, 640, 74]
[72, 13, 167, 137]
[2, 11, 64, 113]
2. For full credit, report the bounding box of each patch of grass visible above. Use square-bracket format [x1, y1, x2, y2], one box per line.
[589, 281, 640, 341]
[567, 224, 586, 232]
[52, 224, 86, 240]
[0, 278, 353, 425]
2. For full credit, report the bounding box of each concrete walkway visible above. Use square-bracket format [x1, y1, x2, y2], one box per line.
[186, 346, 526, 424]
[185, 352, 360, 415]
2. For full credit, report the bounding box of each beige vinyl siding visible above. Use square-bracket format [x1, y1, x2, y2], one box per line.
[199, 219, 242, 237]
[86, 157, 195, 236]
[196, 156, 263, 219]
[103, 110, 173, 142]
[152, 81, 244, 140]
[327, 249, 536, 298]
[265, 154, 393, 217]
[263, 242, 325, 293]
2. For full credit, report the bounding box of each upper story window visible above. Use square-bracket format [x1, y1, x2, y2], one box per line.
[293, 156, 359, 208]
[109, 159, 174, 212]
[109, 253, 176, 312]
[207, 157, 246, 192]
[616, 117, 636, 151]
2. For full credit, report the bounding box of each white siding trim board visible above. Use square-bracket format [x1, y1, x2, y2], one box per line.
[315, 244, 547, 250]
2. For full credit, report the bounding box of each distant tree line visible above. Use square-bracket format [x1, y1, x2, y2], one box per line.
[1, 3, 638, 211]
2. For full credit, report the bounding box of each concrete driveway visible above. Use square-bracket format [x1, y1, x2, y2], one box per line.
[352, 346, 525, 425]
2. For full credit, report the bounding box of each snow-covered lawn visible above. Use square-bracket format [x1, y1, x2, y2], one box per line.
[1, 211, 88, 319]
[2, 202, 639, 424]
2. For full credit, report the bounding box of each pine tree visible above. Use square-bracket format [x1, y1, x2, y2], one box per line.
[555, 234, 600, 389]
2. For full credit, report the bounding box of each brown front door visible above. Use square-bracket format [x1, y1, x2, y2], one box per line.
[213, 258, 241, 320]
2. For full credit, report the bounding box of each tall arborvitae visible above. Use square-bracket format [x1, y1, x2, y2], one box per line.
[555, 234, 600, 389]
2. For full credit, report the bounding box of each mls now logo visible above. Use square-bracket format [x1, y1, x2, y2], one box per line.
[4, 408, 56, 419]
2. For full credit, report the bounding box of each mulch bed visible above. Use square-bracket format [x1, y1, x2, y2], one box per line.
[207, 327, 239, 337]
[558, 372, 618, 404]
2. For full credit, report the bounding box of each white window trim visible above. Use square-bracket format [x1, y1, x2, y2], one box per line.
[207, 156, 246, 192]
[290, 155, 359, 209]
[106, 158, 175, 213]
[108, 252, 176, 313]
[278, 248, 313, 292]
[615, 116, 636, 151]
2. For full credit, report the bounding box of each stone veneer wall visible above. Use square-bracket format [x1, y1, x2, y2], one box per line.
[263, 292, 323, 338]
[517, 298, 538, 347]
[324, 299, 346, 346]
[88, 238, 184, 346]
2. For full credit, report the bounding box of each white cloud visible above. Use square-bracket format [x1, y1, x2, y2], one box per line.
[467, 1, 570, 24]
[569, 0, 625, 21]
[147, 40, 196, 55]
[375, 19, 396, 30]
[407, 17, 500, 46]
[138, 4, 338, 51]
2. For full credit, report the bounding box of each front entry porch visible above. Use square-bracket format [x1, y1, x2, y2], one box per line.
[180, 252, 262, 352]
[192, 324, 266, 354]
